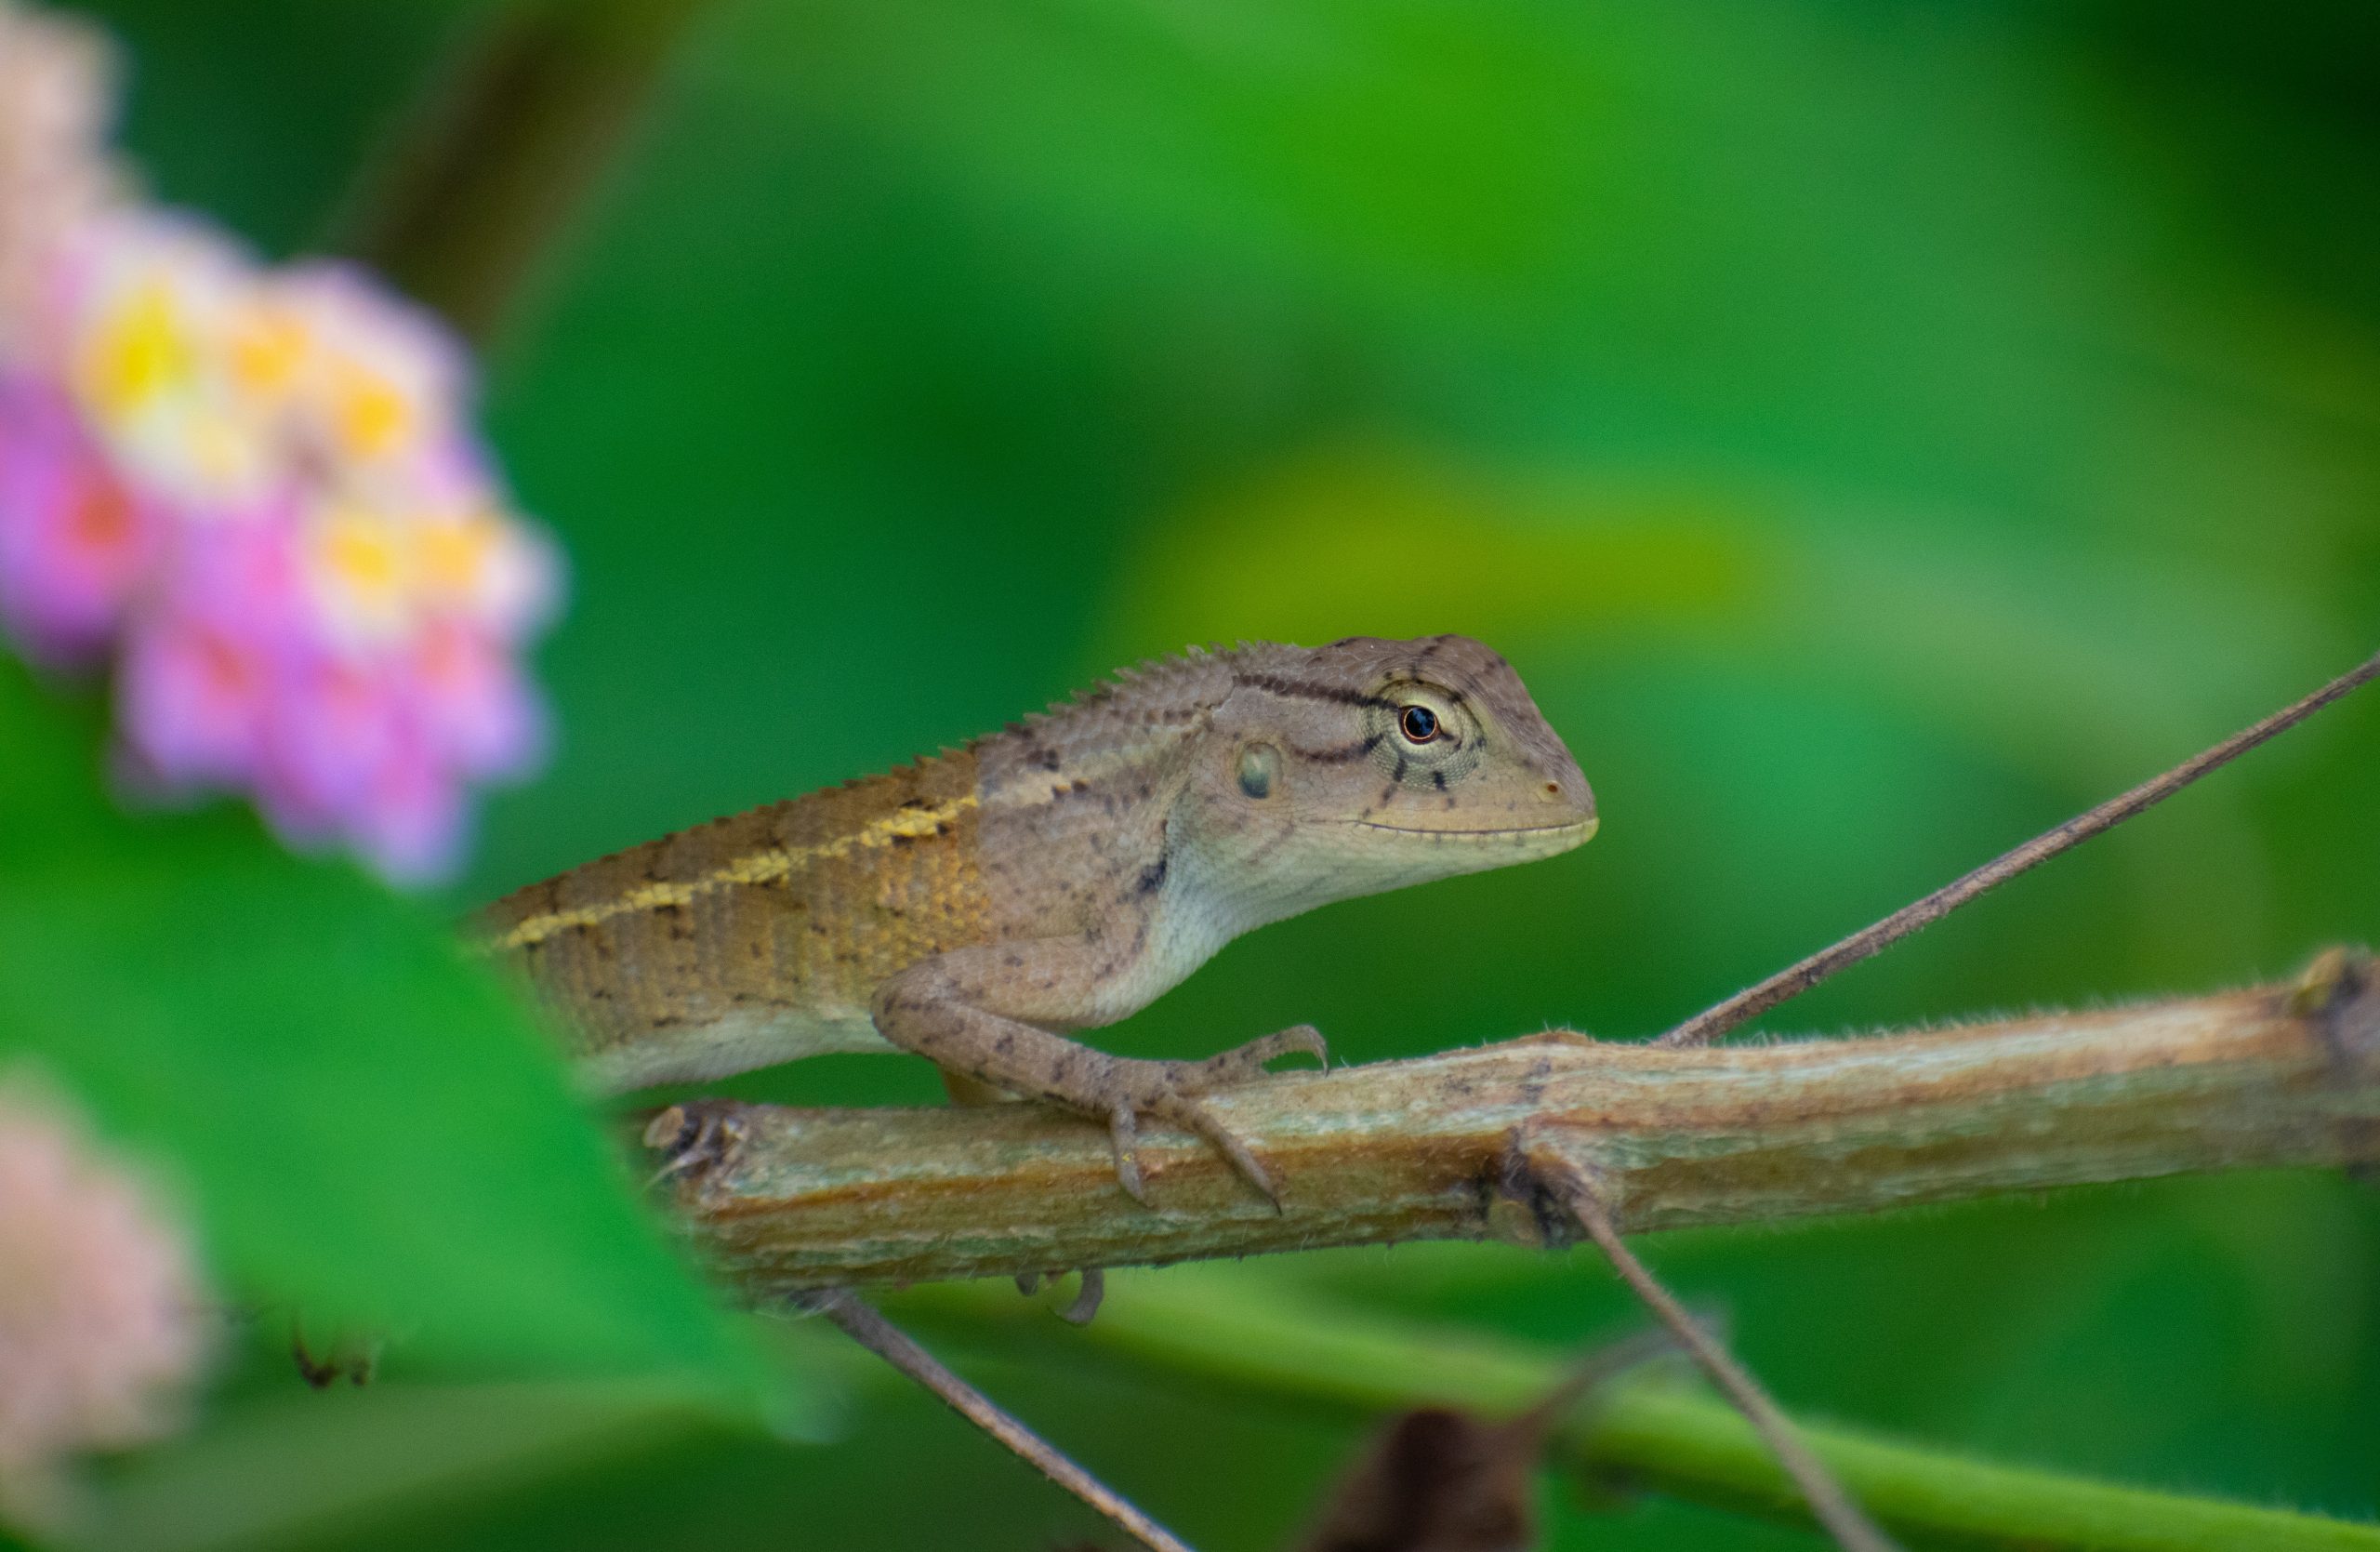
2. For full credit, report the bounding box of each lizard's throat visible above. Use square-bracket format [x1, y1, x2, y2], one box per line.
[1349, 816, 1598, 845]
[1187, 816, 1588, 936]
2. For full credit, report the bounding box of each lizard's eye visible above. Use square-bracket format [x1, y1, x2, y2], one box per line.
[1364, 683, 1479, 781]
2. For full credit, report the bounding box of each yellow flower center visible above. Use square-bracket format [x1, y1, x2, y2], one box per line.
[416, 512, 496, 598]
[308, 506, 414, 638]
[80, 277, 197, 423]
[226, 303, 311, 402]
[328, 361, 413, 463]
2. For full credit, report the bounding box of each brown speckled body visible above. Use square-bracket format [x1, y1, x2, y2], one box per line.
[481, 750, 991, 1088]
[479, 637, 1596, 1202]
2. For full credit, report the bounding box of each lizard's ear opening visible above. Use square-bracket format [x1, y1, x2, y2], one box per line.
[1237, 742, 1279, 800]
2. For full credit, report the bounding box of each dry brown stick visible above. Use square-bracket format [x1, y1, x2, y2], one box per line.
[1508, 1130, 1899, 1552]
[661, 961, 2380, 1292]
[813, 1291, 1197, 1552]
[331, 0, 715, 342]
[1657, 648, 2380, 1048]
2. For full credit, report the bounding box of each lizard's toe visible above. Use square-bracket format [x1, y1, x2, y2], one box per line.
[642, 1101, 747, 1186]
[1059, 1268, 1106, 1326]
[1105, 1099, 1153, 1206]
[1151, 1093, 1283, 1211]
[1194, 1024, 1329, 1087]
[1272, 1023, 1329, 1069]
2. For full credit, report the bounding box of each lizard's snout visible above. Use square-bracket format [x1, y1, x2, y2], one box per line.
[1536, 753, 1596, 838]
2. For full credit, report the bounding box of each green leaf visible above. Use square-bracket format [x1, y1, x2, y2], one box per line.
[0, 658, 760, 1392]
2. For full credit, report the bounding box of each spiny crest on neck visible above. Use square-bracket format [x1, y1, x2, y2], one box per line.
[971, 643, 1285, 800]
[982, 643, 1248, 753]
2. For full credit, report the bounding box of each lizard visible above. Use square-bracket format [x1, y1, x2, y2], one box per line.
[475, 634, 1595, 1206]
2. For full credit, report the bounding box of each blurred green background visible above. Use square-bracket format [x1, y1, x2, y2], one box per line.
[52, 0, 2380, 1546]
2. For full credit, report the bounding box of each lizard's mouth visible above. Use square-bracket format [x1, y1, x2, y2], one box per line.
[1349, 816, 1598, 842]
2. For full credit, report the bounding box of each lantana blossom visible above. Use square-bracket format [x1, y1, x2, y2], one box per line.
[0, 0, 116, 361]
[0, 0, 560, 884]
[0, 377, 159, 663]
[0, 1071, 216, 1531]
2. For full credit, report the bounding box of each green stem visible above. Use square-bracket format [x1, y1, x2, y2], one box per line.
[881, 1269, 2380, 1552]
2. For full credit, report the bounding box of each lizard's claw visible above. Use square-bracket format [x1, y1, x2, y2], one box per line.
[642, 1100, 747, 1186]
[1104, 1078, 1292, 1210]
[1014, 1267, 1109, 1324]
[1196, 1023, 1329, 1085]
[1151, 1093, 1282, 1210]
[1107, 1100, 1150, 1205]
[1059, 1268, 1107, 1325]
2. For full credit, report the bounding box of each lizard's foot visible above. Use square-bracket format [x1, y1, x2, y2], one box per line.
[1015, 1267, 1106, 1323]
[290, 1320, 379, 1388]
[1100, 1026, 1329, 1210]
[642, 1100, 747, 1186]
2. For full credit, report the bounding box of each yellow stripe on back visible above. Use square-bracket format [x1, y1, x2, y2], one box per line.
[473, 749, 992, 1084]
[487, 793, 980, 953]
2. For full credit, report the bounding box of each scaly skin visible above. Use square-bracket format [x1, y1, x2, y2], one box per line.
[478, 636, 1595, 1204]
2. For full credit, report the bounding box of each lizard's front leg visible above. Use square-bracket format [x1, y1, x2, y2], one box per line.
[871, 943, 1326, 1207]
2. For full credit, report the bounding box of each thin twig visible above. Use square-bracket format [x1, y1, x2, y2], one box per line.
[813, 1291, 1197, 1552]
[1510, 1131, 1900, 1552]
[1657, 648, 2380, 1048]
[1504, 1320, 1695, 1440]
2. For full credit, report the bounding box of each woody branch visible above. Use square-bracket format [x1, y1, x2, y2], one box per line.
[653, 950, 2380, 1294]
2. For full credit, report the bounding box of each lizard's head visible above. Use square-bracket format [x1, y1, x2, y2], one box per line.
[1182, 635, 1595, 922]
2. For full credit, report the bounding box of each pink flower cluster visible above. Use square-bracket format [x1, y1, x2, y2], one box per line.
[0, 1071, 214, 1531]
[0, 4, 558, 882]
